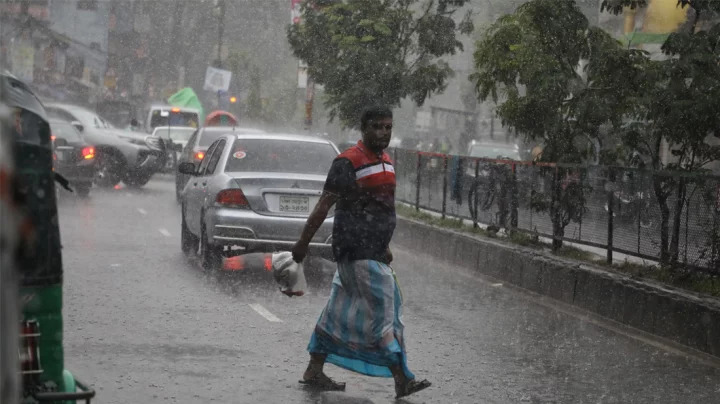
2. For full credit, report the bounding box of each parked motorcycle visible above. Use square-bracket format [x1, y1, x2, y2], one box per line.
[604, 190, 654, 229]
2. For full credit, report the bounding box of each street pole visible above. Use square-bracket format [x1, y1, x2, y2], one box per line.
[216, 0, 225, 107]
[217, 0, 225, 68]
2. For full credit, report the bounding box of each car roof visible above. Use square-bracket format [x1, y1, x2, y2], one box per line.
[200, 126, 264, 134]
[1, 73, 48, 121]
[49, 118, 73, 125]
[149, 104, 200, 113]
[44, 102, 91, 112]
[152, 126, 196, 131]
[230, 133, 334, 144]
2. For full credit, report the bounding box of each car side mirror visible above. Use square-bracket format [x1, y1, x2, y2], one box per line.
[178, 162, 197, 175]
[71, 121, 84, 133]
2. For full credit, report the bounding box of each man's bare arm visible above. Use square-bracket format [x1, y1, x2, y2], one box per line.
[292, 191, 338, 262]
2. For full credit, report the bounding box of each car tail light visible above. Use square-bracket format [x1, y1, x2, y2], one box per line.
[194, 151, 205, 161]
[51, 135, 56, 141]
[216, 189, 249, 208]
[81, 146, 95, 160]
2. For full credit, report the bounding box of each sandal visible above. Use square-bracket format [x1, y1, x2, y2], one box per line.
[299, 372, 346, 391]
[395, 379, 431, 399]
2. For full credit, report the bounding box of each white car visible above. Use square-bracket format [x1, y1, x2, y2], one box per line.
[151, 126, 197, 170]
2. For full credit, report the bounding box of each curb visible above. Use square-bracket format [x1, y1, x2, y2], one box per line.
[394, 216, 720, 358]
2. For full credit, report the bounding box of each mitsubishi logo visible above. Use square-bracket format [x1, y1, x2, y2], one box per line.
[291, 181, 300, 189]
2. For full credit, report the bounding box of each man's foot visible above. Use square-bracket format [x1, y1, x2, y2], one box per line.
[299, 371, 346, 391]
[395, 379, 431, 398]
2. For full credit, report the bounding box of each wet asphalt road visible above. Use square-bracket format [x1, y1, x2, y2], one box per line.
[56, 177, 720, 404]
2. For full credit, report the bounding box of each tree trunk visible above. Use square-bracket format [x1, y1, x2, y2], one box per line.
[670, 177, 687, 264]
[653, 175, 671, 264]
[551, 168, 563, 251]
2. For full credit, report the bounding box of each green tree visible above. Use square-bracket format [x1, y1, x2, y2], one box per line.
[601, 0, 720, 265]
[470, 0, 633, 250]
[287, 0, 473, 128]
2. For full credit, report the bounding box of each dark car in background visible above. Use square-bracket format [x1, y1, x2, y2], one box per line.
[175, 126, 264, 201]
[50, 120, 96, 197]
[45, 103, 166, 188]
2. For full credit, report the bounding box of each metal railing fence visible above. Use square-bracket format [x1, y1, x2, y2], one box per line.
[392, 148, 720, 273]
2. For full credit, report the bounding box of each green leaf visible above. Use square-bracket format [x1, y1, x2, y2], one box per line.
[360, 35, 376, 42]
[373, 22, 391, 36]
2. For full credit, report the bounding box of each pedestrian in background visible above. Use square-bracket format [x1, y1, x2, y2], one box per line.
[292, 105, 431, 399]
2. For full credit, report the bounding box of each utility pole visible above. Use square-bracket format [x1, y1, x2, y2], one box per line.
[216, 0, 225, 68]
[215, 0, 226, 107]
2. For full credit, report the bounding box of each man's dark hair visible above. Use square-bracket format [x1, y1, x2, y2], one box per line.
[360, 106, 392, 131]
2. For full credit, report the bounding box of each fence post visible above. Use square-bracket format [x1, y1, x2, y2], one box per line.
[510, 163, 518, 230]
[442, 155, 448, 219]
[473, 159, 479, 228]
[415, 153, 422, 211]
[606, 170, 615, 265]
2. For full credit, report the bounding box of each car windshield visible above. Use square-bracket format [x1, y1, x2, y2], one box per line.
[149, 110, 199, 129]
[51, 121, 82, 142]
[198, 130, 232, 147]
[69, 108, 114, 130]
[469, 144, 521, 160]
[153, 127, 196, 142]
[225, 139, 336, 174]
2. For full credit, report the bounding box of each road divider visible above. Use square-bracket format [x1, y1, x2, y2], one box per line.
[394, 216, 720, 360]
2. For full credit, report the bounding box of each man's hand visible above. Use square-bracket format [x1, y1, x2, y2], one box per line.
[292, 240, 309, 263]
[383, 247, 393, 264]
[293, 191, 338, 263]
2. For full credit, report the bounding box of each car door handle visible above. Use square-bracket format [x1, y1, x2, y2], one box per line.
[202, 182, 207, 186]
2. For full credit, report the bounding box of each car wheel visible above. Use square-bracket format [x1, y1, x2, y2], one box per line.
[199, 220, 222, 270]
[124, 172, 152, 188]
[181, 205, 199, 256]
[94, 152, 124, 188]
[175, 176, 183, 203]
[75, 183, 91, 198]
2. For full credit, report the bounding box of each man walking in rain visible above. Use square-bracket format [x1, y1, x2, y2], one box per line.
[292, 106, 431, 398]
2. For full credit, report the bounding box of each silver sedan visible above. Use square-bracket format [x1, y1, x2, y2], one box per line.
[179, 133, 339, 270]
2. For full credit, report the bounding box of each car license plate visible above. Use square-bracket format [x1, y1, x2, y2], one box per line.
[279, 195, 309, 213]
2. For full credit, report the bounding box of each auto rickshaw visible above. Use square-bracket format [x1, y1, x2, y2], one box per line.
[1, 73, 95, 403]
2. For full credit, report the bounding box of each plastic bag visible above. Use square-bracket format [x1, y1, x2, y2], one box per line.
[271, 251, 307, 297]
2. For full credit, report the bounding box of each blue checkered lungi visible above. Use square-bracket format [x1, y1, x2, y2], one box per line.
[307, 259, 414, 378]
